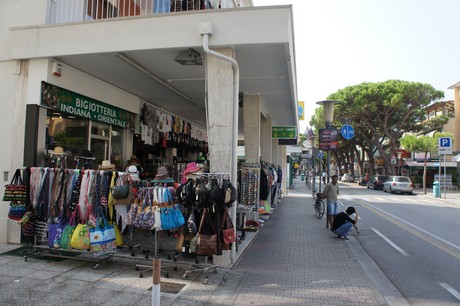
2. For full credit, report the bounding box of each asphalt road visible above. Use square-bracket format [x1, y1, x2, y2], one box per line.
[337, 182, 460, 306]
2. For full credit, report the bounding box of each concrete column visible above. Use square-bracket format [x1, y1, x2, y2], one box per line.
[272, 138, 279, 165]
[260, 115, 272, 162]
[206, 48, 234, 174]
[279, 145, 287, 195]
[243, 95, 261, 163]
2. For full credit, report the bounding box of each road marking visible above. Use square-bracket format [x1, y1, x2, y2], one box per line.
[371, 228, 409, 256]
[358, 199, 460, 260]
[439, 282, 460, 301]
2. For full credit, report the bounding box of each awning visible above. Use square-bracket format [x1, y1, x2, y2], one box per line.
[452, 154, 460, 162]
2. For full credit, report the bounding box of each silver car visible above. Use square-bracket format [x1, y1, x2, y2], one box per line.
[383, 176, 414, 194]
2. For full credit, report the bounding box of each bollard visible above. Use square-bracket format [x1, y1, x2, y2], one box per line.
[152, 258, 161, 306]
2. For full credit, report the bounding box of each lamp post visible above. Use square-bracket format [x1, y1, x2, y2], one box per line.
[316, 100, 341, 229]
[311, 135, 316, 193]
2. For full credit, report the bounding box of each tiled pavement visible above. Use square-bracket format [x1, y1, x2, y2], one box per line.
[0, 178, 411, 305]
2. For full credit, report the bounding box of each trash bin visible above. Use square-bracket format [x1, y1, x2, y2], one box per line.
[433, 181, 440, 198]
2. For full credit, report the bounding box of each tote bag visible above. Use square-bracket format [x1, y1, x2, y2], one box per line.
[90, 209, 116, 256]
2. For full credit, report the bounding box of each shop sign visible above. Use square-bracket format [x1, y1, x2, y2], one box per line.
[272, 126, 296, 139]
[41, 82, 135, 129]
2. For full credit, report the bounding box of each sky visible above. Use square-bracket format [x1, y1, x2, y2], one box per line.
[252, 0, 460, 133]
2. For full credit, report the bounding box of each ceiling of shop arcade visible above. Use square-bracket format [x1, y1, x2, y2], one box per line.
[55, 43, 297, 132]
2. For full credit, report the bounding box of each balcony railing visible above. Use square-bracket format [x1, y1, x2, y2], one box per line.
[49, 0, 247, 24]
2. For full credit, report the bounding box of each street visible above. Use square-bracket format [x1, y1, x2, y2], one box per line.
[338, 181, 460, 305]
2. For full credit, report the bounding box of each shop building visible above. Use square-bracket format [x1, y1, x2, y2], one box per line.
[0, 0, 298, 244]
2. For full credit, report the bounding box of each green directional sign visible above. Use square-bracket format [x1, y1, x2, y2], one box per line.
[272, 126, 296, 139]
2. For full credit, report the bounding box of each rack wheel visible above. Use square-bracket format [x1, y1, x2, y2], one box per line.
[165, 272, 169, 278]
[139, 273, 144, 278]
[223, 273, 229, 281]
[24, 255, 28, 262]
[174, 266, 178, 271]
[105, 256, 113, 263]
[168, 254, 171, 260]
[195, 258, 199, 264]
[135, 266, 139, 271]
[93, 264, 99, 270]
[182, 273, 188, 279]
[131, 251, 135, 257]
[202, 278, 209, 285]
[145, 254, 149, 259]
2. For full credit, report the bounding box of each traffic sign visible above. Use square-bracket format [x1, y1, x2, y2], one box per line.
[317, 152, 324, 158]
[340, 124, 355, 140]
[438, 137, 452, 155]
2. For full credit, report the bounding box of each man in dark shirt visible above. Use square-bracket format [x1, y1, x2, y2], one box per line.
[331, 206, 360, 240]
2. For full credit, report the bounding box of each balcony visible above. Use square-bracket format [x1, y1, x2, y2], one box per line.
[49, 0, 251, 24]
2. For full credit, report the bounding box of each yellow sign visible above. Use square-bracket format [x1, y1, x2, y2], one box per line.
[298, 101, 304, 120]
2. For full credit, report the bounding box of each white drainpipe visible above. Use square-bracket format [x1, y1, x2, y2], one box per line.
[200, 22, 240, 262]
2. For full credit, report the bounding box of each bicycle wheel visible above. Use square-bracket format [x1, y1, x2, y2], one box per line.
[315, 199, 325, 219]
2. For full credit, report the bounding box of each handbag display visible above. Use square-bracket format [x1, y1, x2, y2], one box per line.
[111, 184, 129, 199]
[222, 209, 236, 244]
[3, 169, 28, 202]
[8, 202, 27, 221]
[195, 210, 217, 256]
[90, 209, 116, 256]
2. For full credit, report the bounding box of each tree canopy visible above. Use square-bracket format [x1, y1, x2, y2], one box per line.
[310, 80, 448, 174]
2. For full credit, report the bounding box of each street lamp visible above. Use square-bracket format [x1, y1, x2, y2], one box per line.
[316, 100, 341, 182]
[316, 100, 341, 230]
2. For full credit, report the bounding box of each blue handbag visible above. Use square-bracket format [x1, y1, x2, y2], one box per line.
[90, 208, 116, 256]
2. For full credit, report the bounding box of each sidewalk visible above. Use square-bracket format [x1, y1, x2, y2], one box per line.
[0, 178, 405, 305]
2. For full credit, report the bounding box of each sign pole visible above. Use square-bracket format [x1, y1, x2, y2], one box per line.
[444, 154, 447, 200]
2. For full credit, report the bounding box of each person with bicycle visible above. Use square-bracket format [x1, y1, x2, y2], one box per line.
[322, 174, 339, 229]
[331, 206, 360, 240]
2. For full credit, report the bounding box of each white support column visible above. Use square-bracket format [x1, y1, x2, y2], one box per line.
[272, 138, 279, 165]
[206, 48, 235, 174]
[243, 95, 261, 163]
[260, 115, 272, 162]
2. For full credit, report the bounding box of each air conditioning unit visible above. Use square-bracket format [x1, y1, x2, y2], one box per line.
[51, 62, 62, 77]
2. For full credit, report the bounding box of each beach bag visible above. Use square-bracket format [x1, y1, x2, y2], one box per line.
[48, 221, 65, 249]
[3, 169, 27, 202]
[90, 209, 116, 256]
[60, 209, 78, 250]
[70, 223, 90, 250]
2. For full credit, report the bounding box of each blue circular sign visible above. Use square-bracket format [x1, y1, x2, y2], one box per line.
[341, 124, 355, 140]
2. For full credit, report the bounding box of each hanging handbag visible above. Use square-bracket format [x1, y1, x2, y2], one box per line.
[8, 201, 27, 221]
[136, 191, 155, 230]
[222, 209, 236, 244]
[70, 209, 91, 251]
[60, 209, 78, 250]
[90, 208, 116, 256]
[48, 221, 65, 249]
[3, 169, 28, 202]
[196, 210, 217, 256]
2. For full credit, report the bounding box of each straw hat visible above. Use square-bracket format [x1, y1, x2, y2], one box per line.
[98, 160, 115, 170]
[54, 146, 64, 154]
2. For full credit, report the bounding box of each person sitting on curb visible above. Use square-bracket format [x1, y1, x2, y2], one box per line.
[331, 206, 360, 240]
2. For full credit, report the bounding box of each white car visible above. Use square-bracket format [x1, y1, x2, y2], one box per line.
[340, 173, 355, 182]
[383, 176, 414, 194]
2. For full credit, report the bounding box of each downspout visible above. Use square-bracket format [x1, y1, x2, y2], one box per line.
[200, 22, 240, 262]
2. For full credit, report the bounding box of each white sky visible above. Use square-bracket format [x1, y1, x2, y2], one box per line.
[252, 0, 460, 133]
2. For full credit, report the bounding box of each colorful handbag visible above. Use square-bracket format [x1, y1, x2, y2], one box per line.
[8, 202, 27, 221]
[70, 223, 91, 250]
[60, 209, 77, 250]
[3, 169, 27, 202]
[90, 209, 116, 256]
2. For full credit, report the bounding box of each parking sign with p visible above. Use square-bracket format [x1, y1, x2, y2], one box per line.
[438, 137, 452, 155]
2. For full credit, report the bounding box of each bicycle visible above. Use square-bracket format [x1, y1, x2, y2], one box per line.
[314, 192, 325, 219]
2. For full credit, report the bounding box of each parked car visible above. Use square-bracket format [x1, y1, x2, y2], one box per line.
[367, 175, 389, 190]
[357, 175, 368, 186]
[340, 173, 355, 182]
[383, 176, 414, 194]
